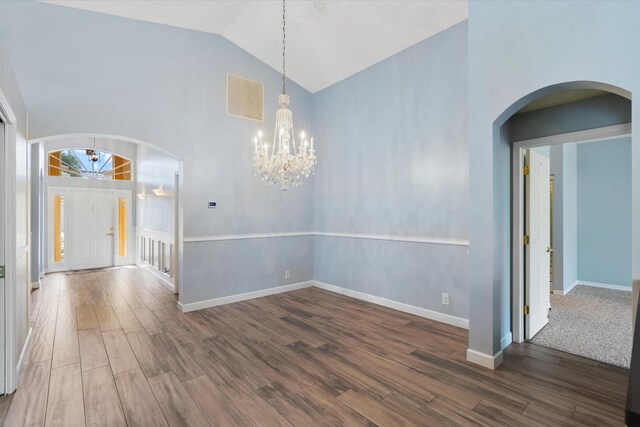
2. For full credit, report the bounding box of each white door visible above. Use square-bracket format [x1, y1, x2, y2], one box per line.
[525, 149, 551, 339]
[66, 191, 115, 270]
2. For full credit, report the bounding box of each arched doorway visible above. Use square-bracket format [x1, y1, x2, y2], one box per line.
[492, 81, 633, 363]
[29, 133, 185, 299]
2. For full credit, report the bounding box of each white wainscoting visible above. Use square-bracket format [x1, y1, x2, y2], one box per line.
[136, 227, 175, 291]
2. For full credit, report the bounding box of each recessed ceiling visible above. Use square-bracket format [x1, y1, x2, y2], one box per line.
[42, 0, 468, 93]
[517, 89, 610, 114]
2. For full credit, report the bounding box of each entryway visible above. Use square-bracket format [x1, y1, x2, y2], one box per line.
[48, 187, 133, 272]
[517, 125, 633, 368]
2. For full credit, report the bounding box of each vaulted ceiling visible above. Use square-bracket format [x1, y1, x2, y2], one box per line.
[43, 0, 468, 93]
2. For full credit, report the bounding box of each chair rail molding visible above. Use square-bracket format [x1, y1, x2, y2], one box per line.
[184, 231, 469, 247]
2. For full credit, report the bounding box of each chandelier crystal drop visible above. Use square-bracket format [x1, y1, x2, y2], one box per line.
[252, 0, 316, 193]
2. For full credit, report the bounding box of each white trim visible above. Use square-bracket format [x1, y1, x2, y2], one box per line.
[14, 327, 32, 391]
[313, 280, 469, 329]
[576, 281, 632, 292]
[511, 123, 632, 344]
[184, 231, 469, 247]
[137, 261, 175, 293]
[30, 281, 41, 290]
[553, 280, 578, 296]
[466, 348, 504, 370]
[16, 245, 28, 258]
[138, 228, 173, 244]
[500, 332, 513, 350]
[312, 232, 469, 247]
[177, 281, 314, 312]
[513, 123, 631, 147]
[184, 232, 313, 243]
[0, 89, 16, 125]
[177, 279, 469, 330]
[1, 87, 18, 394]
[29, 133, 181, 161]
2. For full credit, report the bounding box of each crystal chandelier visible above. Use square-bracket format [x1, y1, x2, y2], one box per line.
[252, 0, 316, 193]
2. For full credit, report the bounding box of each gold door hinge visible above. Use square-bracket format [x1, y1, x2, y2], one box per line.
[523, 235, 530, 245]
[523, 165, 530, 176]
[524, 305, 530, 315]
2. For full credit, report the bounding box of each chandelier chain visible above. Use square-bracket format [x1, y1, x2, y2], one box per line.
[251, 0, 316, 193]
[282, 0, 286, 95]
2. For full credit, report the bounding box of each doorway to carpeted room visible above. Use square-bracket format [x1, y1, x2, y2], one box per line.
[530, 285, 632, 368]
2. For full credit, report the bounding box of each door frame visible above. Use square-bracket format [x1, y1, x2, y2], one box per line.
[0, 87, 20, 394]
[47, 187, 134, 272]
[511, 122, 631, 343]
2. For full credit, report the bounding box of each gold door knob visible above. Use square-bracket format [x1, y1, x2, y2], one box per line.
[546, 246, 553, 253]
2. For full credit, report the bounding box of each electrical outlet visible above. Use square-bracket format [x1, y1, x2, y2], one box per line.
[285, 270, 291, 279]
[442, 293, 450, 306]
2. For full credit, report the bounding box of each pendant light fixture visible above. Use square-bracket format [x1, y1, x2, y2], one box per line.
[252, 0, 316, 193]
[86, 137, 100, 162]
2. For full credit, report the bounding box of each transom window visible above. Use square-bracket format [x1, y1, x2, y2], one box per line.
[48, 149, 132, 181]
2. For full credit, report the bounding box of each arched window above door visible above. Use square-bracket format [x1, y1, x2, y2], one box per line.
[48, 149, 132, 181]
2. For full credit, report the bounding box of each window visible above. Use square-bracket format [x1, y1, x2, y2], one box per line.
[54, 195, 64, 262]
[48, 149, 132, 181]
[119, 197, 127, 257]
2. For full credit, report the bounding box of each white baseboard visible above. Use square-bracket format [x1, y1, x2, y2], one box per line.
[176, 279, 469, 332]
[15, 327, 33, 391]
[578, 280, 631, 292]
[500, 332, 512, 350]
[554, 280, 578, 296]
[137, 262, 176, 293]
[30, 280, 40, 290]
[177, 281, 314, 313]
[466, 348, 504, 370]
[313, 280, 469, 329]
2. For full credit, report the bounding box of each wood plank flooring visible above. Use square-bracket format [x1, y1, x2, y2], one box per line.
[0, 268, 629, 426]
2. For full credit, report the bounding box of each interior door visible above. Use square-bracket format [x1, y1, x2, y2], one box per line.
[66, 190, 115, 270]
[525, 149, 551, 339]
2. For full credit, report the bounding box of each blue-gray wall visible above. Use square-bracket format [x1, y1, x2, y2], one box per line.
[561, 143, 578, 293]
[136, 144, 179, 235]
[0, 1, 314, 305]
[312, 21, 469, 320]
[530, 145, 577, 295]
[510, 94, 631, 141]
[578, 138, 632, 287]
[468, 0, 640, 358]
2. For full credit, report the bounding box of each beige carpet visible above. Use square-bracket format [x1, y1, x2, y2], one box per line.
[530, 285, 632, 368]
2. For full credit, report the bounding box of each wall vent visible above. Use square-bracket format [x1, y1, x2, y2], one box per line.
[226, 73, 264, 122]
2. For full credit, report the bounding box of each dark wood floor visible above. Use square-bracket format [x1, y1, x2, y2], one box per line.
[0, 268, 629, 426]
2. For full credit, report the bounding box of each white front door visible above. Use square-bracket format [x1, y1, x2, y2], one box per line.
[66, 190, 115, 270]
[525, 149, 552, 339]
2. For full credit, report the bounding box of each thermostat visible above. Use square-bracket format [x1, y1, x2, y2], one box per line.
[208, 201, 217, 208]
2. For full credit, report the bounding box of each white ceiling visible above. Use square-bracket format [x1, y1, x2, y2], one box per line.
[43, 1, 468, 93]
